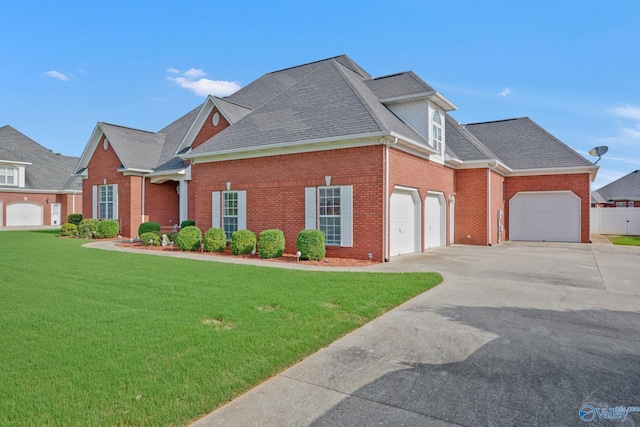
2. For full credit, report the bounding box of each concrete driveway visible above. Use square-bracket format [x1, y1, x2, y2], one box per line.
[192, 240, 640, 427]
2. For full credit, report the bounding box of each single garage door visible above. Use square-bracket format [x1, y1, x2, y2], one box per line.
[510, 191, 580, 242]
[425, 193, 444, 249]
[390, 189, 419, 256]
[7, 203, 43, 226]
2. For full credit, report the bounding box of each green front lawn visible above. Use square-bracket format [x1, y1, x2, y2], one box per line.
[0, 230, 441, 426]
[607, 235, 640, 246]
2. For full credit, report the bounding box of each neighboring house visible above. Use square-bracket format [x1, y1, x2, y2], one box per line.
[0, 125, 82, 227]
[591, 170, 640, 207]
[73, 55, 597, 261]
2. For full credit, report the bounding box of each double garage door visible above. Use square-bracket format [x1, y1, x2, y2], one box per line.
[6, 203, 43, 226]
[389, 190, 444, 257]
[510, 191, 580, 243]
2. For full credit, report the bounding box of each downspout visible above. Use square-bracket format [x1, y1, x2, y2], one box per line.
[487, 168, 491, 246]
[141, 177, 145, 225]
[384, 143, 390, 262]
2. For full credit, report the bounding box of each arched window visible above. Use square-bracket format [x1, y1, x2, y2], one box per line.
[432, 111, 442, 152]
[0, 166, 16, 185]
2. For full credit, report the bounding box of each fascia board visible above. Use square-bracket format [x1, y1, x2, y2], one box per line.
[185, 132, 388, 164]
[173, 97, 215, 156]
[380, 91, 457, 112]
[508, 165, 598, 179]
[0, 187, 81, 194]
[449, 159, 512, 173]
[0, 160, 32, 165]
[121, 168, 154, 176]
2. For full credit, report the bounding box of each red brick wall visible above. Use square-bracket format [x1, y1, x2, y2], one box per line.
[144, 179, 180, 229]
[191, 145, 385, 261]
[454, 169, 488, 245]
[0, 191, 82, 227]
[504, 173, 591, 243]
[387, 148, 455, 252]
[192, 107, 230, 150]
[82, 134, 135, 236]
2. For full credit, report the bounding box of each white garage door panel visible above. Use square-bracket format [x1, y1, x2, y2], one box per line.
[425, 194, 443, 249]
[390, 191, 417, 256]
[7, 203, 43, 226]
[510, 192, 580, 242]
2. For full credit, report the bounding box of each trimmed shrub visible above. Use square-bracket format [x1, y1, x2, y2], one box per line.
[176, 226, 202, 251]
[67, 214, 82, 226]
[77, 218, 100, 239]
[60, 223, 78, 237]
[138, 221, 160, 236]
[140, 231, 162, 246]
[180, 220, 195, 229]
[296, 229, 326, 261]
[258, 229, 285, 259]
[97, 219, 120, 238]
[204, 228, 226, 252]
[230, 229, 256, 255]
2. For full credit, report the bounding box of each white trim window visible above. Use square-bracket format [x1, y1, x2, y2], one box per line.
[305, 185, 353, 247]
[0, 166, 16, 186]
[616, 201, 627, 207]
[92, 184, 118, 219]
[432, 110, 443, 153]
[212, 190, 247, 240]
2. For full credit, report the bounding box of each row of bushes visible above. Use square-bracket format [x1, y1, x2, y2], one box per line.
[60, 218, 120, 239]
[169, 226, 326, 260]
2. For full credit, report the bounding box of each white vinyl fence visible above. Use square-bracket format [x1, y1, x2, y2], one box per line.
[591, 207, 640, 235]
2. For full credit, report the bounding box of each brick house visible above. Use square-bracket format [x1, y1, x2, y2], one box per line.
[0, 125, 82, 227]
[73, 55, 597, 261]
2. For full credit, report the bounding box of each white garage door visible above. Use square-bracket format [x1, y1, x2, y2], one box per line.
[7, 203, 43, 226]
[425, 193, 444, 249]
[390, 189, 418, 256]
[510, 191, 580, 242]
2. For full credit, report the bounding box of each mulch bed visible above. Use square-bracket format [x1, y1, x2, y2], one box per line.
[114, 241, 378, 268]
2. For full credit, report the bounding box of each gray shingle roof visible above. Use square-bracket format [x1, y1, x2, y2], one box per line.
[365, 71, 435, 100]
[190, 57, 427, 156]
[463, 118, 594, 169]
[0, 125, 82, 191]
[99, 123, 166, 171]
[593, 170, 640, 200]
[444, 115, 502, 162]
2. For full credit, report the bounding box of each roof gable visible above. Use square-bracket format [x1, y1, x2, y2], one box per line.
[595, 170, 640, 200]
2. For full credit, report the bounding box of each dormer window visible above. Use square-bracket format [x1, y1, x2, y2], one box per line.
[0, 166, 16, 186]
[432, 111, 443, 153]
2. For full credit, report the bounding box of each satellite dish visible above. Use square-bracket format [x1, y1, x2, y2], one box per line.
[588, 146, 608, 164]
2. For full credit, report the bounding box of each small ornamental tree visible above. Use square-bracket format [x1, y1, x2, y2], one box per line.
[176, 226, 202, 251]
[77, 218, 99, 239]
[60, 223, 78, 237]
[97, 220, 120, 238]
[203, 228, 226, 252]
[296, 229, 326, 261]
[230, 230, 256, 255]
[258, 229, 285, 259]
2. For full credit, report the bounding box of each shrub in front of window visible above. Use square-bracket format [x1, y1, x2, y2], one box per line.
[176, 226, 202, 251]
[97, 219, 120, 238]
[258, 229, 285, 259]
[296, 229, 326, 261]
[138, 221, 160, 236]
[60, 223, 78, 237]
[67, 214, 82, 226]
[180, 220, 195, 229]
[230, 229, 256, 255]
[204, 228, 226, 252]
[77, 218, 100, 239]
[140, 231, 162, 246]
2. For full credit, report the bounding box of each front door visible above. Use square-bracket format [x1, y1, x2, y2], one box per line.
[51, 203, 61, 225]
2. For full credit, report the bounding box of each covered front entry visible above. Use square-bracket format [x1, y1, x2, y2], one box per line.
[7, 202, 43, 226]
[510, 191, 580, 242]
[390, 187, 421, 257]
[425, 192, 446, 249]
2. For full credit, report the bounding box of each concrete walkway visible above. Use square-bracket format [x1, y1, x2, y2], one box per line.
[177, 238, 640, 427]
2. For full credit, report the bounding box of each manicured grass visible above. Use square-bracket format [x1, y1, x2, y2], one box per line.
[0, 230, 441, 426]
[607, 235, 640, 246]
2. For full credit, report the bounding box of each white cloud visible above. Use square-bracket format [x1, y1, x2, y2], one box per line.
[166, 67, 240, 97]
[43, 70, 70, 81]
[182, 68, 206, 79]
[609, 104, 640, 121]
[497, 87, 511, 97]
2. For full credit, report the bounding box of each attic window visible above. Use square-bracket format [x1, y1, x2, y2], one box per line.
[432, 110, 443, 153]
[103, 138, 109, 150]
[212, 112, 220, 126]
[0, 166, 16, 186]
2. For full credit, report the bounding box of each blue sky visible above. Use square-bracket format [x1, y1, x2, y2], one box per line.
[2, 1, 639, 189]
